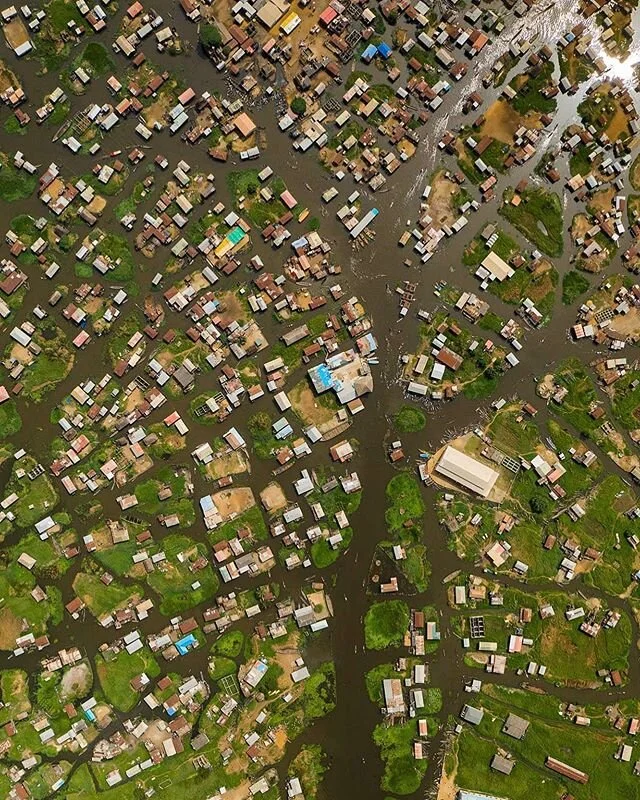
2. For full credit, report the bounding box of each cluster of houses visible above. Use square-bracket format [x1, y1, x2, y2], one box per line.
[571, 282, 640, 348]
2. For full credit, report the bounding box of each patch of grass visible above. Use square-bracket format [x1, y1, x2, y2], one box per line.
[46, 99, 70, 126]
[462, 229, 519, 267]
[73, 572, 142, 620]
[0, 399, 22, 436]
[385, 473, 425, 533]
[454, 685, 640, 800]
[562, 269, 590, 304]
[96, 646, 160, 712]
[288, 745, 327, 800]
[394, 405, 426, 433]
[114, 181, 145, 220]
[6, 458, 59, 529]
[0, 669, 30, 725]
[500, 187, 564, 257]
[22, 327, 74, 402]
[509, 61, 556, 115]
[146, 534, 219, 616]
[610, 369, 640, 432]
[211, 630, 244, 658]
[208, 655, 236, 680]
[569, 143, 593, 177]
[373, 720, 429, 794]
[208, 504, 267, 547]
[248, 411, 291, 460]
[91, 231, 136, 282]
[77, 41, 114, 75]
[104, 312, 143, 367]
[364, 600, 410, 650]
[310, 527, 353, 568]
[0, 157, 37, 201]
[3, 116, 27, 136]
[134, 467, 195, 526]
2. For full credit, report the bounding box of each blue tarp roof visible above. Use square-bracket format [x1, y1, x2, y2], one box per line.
[176, 634, 197, 656]
[377, 42, 392, 58]
[312, 363, 334, 390]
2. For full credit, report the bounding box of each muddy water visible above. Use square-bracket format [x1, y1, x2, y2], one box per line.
[2, 2, 640, 798]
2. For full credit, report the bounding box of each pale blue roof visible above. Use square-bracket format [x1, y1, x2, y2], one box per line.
[458, 791, 509, 800]
[227, 226, 245, 245]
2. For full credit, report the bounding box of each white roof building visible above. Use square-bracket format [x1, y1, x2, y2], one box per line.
[435, 446, 499, 498]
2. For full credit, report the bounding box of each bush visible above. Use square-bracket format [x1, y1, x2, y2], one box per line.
[200, 22, 222, 50]
[529, 495, 550, 515]
[291, 96, 307, 116]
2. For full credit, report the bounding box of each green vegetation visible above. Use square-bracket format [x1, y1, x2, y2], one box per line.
[307, 478, 361, 568]
[134, 467, 196, 527]
[385, 473, 425, 533]
[5, 457, 59, 528]
[75, 41, 114, 76]
[373, 720, 429, 794]
[4, 115, 27, 136]
[364, 600, 409, 650]
[208, 655, 236, 680]
[569, 143, 593, 177]
[455, 586, 631, 685]
[104, 312, 143, 367]
[562, 269, 590, 304]
[96, 646, 160, 711]
[579, 86, 628, 138]
[209, 504, 267, 546]
[73, 571, 142, 620]
[199, 21, 223, 50]
[0, 669, 30, 725]
[546, 359, 628, 468]
[291, 96, 307, 116]
[85, 231, 136, 282]
[211, 630, 244, 658]
[311, 526, 353, 568]
[248, 411, 289, 459]
[559, 44, 593, 85]
[380, 471, 431, 592]
[560, 475, 640, 596]
[500, 187, 564, 257]
[46, 99, 70, 126]
[114, 181, 146, 220]
[66, 764, 96, 799]
[0, 399, 22, 436]
[32, 0, 85, 72]
[288, 745, 327, 800]
[462, 228, 519, 267]
[227, 168, 260, 201]
[21, 326, 74, 402]
[509, 61, 556, 115]
[0, 157, 37, 201]
[394, 405, 426, 433]
[146, 534, 219, 616]
[0, 560, 62, 649]
[227, 171, 299, 229]
[489, 259, 558, 321]
[610, 369, 640, 432]
[452, 684, 640, 800]
[267, 661, 336, 741]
